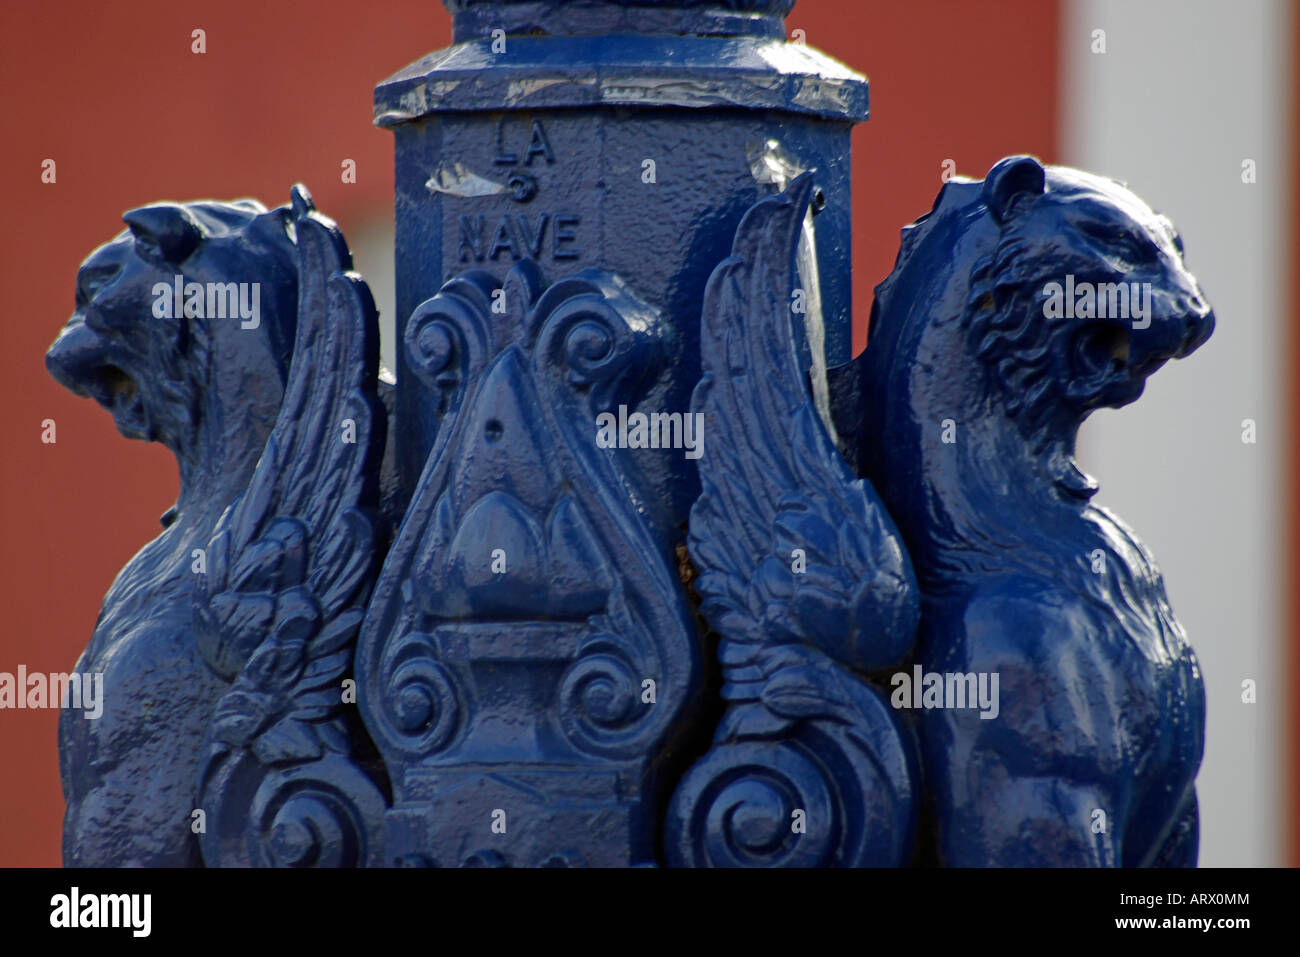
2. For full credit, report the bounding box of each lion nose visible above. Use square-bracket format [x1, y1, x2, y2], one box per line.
[46, 317, 107, 397]
[1177, 300, 1215, 358]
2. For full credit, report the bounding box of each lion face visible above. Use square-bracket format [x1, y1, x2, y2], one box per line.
[964, 157, 1214, 435]
[47, 197, 301, 451]
[1033, 168, 1214, 410]
[47, 230, 183, 443]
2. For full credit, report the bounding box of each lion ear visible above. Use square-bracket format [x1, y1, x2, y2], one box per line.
[123, 203, 202, 264]
[983, 155, 1046, 224]
[289, 183, 315, 219]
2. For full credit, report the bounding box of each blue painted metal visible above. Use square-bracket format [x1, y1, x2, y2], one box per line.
[357, 262, 703, 866]
[834, 155, 1212, 865]
[665, 174, 919, 867]
[47, 3, 1212, 869]
[46, 188, 387, 866]
[377, 0, 866, 523]
[192, 188, 390, 867]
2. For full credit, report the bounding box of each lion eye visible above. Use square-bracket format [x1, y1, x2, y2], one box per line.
[1119, 234, 1155, 262]
[75, 263, 122, 308]
[1079, 222, 1155, 264]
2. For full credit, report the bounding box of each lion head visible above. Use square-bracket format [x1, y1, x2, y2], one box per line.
[959, 155, 1214, 444]
[851, 155, 1214, 577]
[46, 193, 304, 456]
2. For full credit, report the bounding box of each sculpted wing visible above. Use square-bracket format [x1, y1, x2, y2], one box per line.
[689, 173, 918, 723]
[664, 174, 920, 867]
[192, 185, 388, 867]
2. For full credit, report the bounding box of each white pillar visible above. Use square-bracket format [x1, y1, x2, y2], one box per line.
[1065, 0, 1290, 867]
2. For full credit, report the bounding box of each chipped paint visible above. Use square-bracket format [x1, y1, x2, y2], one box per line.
[505, 77, 570, 101]
[425, 162, 507, 198]
[747, 138, 805, 187]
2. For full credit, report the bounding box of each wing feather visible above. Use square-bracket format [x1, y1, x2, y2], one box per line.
[194, 184, 385, 716]
[689, 174, 918, 683]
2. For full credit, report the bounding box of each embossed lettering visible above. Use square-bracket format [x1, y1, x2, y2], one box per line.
[458, 214, 486, 263]
[461, 212, 577, 263]
[525, 120, 554, 166]
[553, 214, 580, 260]
[493, 117, 517, 166]
[510, 213, 550, 259]
[488, 218, 514, 260]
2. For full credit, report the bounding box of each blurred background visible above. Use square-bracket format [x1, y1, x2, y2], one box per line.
[0, 0, 1292, 866]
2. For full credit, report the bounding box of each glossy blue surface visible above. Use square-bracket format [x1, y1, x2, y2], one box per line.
[48, 2, 1212, 868]
[380, 1, 866, 521]
[358, 263, 703, 866]
[666, 175, 918, 867]
[48, 193, 308, 865]
[838, 156, 1211, 865]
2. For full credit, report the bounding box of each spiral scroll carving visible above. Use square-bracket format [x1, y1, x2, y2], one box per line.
[201, 752, 387, 868]
[665, 741, 835, 867]
[535, 296, 658, 410]
[665, 721, 913, 868]
[371, 631, 463, 760]
[402, 274, 492, 412]
[558, 637, 655, 758]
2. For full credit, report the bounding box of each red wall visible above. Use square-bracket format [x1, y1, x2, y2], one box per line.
[0, 0, 1058, 866]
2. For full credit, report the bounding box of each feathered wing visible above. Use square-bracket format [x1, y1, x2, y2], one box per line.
[666, 174, 920, 867]
[688, 173, 918, 732]
[192, 185, 388, 867]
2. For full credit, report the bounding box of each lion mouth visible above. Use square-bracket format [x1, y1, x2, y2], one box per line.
[85, 365, 149, 438]
[47, 320, 153, 440]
